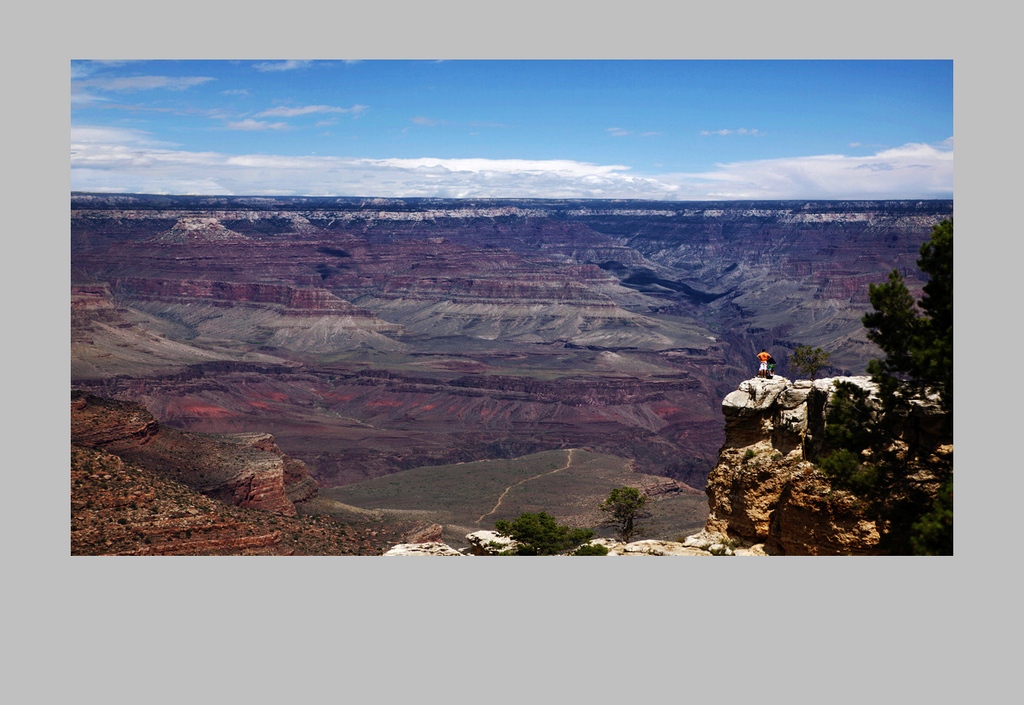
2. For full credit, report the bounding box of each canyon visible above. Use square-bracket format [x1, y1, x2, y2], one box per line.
[70, 194, 952, 553]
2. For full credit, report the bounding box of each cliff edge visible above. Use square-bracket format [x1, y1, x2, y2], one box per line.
[704, 376, 950, 555]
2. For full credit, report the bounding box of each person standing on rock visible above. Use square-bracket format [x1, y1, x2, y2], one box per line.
[756, 349, 771, 378]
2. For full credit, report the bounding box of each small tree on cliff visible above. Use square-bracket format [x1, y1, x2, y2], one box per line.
[600, 486, 651, 542]
[493, 512, 594, 556]
[818, 219, 953, 555]
[789, 345, 831, 382]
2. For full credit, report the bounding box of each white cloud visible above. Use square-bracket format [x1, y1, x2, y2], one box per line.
[72, 74, 216, 105]
[226, 119, 289, 131]
[71, 60, 135, 80]
[701, 128, 763, 137]
[253, 60, 313, 72]
[410, 116, 507, 129]
[71, 90, 107, 105]
[71, 125, 177, 148]
[676, 140, 953, 199]
[364, 157, 632, 177]
[608, 128, 660, 138]
[257, 104, 368, 118]
[75, 75, 215, 92]
[69, 129, 953, 200]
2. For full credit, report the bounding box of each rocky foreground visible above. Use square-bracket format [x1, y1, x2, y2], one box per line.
[382, 528, 766, 557]
[706, 375, 950, 555]
[71, 446, 407, 555]
[70, 390, 411, 555]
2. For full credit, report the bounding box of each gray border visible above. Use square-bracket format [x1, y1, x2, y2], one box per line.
[12, 0, 997, 700]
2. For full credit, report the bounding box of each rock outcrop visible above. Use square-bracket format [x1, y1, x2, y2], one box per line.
[155, 216, 252, 243]
[703, 375, 949, 555]
[71, 390, 316, 516]
[384, 531, 765, 557]
[71, 446, 405, 556]
[465, 530, 519, 555]
[404, 523, 445, 544]
[382, 542, 465, 556]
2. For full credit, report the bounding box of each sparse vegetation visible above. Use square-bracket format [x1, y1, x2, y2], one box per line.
[789, 345, 832, 381]
[572, 543, 610, 556]
[493, 512, 594, 556]
[322, 449, 710, 549]
[599, 486, 651, 542]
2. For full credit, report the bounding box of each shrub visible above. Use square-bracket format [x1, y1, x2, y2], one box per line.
[600, 486, 651, 542]
[789, 345, 832, 381]
[572, 543, 610, 556]
[493, 512, 594, 555]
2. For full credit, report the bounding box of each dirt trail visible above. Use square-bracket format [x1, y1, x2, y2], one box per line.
[476, 448, 576, 525]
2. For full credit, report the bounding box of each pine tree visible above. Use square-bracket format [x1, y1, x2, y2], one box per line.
[600, 486, 651, 542]
[819, 219, 953, 554]
[789, 345, 832, 381]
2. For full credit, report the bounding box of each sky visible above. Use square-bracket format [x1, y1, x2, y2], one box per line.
[70, 59, 953, 201]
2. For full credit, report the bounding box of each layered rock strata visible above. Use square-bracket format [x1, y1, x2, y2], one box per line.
[71, 195, 953, 496]
[114, 278, 374, 317]
[71, 391, 315, 516]
[71, 446, 405, 556]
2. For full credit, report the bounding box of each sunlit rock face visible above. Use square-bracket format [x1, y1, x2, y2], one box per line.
[705, 376, 950, 556]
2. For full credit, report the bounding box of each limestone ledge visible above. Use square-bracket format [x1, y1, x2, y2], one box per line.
[382, 529, 766, 557]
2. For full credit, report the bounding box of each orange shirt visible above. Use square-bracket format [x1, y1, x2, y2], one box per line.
[757, 352, 771, 362]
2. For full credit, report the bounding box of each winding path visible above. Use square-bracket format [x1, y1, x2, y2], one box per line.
[476, 448, 576, 524]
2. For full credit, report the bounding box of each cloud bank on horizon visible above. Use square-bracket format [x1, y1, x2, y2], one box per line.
[71, 60, 953, 201]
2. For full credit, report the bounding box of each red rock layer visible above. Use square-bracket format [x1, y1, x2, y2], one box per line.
[71, 391, 311, 516]
[70, 446, 407, 556]
[112, 277, 373, 316]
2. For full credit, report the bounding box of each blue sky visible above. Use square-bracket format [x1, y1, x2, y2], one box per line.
[71, 59, 952, 200]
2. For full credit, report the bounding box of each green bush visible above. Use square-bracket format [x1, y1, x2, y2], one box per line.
[599, 486, 651, 542]
[790, 345, 832, 381]
[494, 512, 594, 555]
[572, 543, 610, 556]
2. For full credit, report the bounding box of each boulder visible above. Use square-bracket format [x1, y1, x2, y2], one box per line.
[466, 530, 518, 555]
[382, 542, 464, 556]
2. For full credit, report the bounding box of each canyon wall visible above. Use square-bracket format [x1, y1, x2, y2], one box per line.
[71, 390, 315, 516]
[71, 195, 952, 491]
